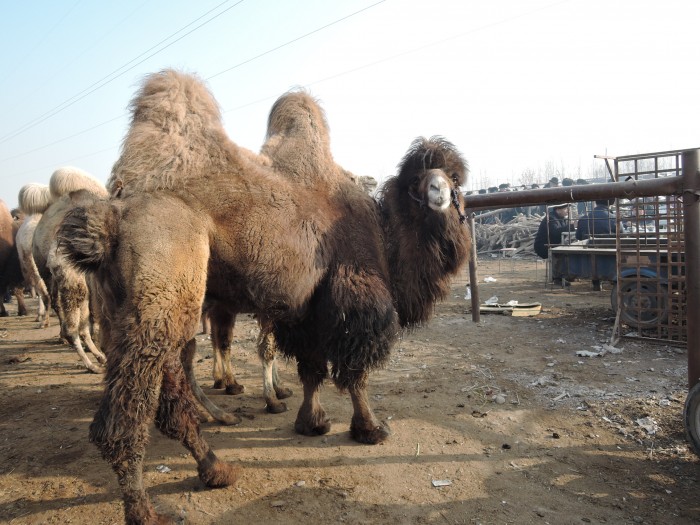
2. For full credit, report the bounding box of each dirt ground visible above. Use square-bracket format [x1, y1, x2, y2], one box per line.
[0, 257, 698, 525]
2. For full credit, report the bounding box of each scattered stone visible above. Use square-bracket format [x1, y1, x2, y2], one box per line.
[431, 479, 452, 487]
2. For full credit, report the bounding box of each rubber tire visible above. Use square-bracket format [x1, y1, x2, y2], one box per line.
[684, 382, 700, 457]
[611, 279, 668, 329]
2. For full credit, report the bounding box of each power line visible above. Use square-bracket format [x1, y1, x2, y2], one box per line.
[1, 0, 570, 181]
[206, 0, 386, 81]
[0, 0, 243, 146]
[0, 0, 84, 94]
[0, 0, 385, 165]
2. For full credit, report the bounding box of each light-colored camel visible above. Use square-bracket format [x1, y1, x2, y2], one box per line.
[15, 183, 52, 324]
[58, 69, 470, 524]
[31, 168, 108, 373]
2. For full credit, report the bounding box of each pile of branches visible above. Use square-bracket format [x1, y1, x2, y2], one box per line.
[473, 213, 543, 256]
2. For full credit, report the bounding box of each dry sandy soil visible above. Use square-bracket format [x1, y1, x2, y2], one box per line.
[0, 258, 698, 525]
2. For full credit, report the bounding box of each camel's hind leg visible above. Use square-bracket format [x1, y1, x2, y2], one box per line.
[209, 306, 244, 395]
[257, 317, 292, 413]
[158, 339, 241, 488]
[89, 335, 168, 524]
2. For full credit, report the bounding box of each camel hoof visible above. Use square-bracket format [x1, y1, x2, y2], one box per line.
[275, 387, 293, 400]
[86, 364, 105, 374]
[218, 412, 242, 426]
[124, 501, 177, 525]
[213, 379, 224, 389]
[225, 383, 245, 395]
[199, 460, 241, 488]
[350, 422, 391, 445]
[294, 415, 331, 436]
[265, 400, 288, 414]
[126, 511, 177, 525]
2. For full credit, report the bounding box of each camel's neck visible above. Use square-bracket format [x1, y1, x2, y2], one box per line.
[379, 181, 470, 327]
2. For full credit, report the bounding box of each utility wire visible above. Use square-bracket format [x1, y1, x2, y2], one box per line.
[206, 0, 386, 81]
[1, 0, 569, 177]
[0, 0, 84, 94]
[0, 0, 242, 146]
[0, 0, 385, 164]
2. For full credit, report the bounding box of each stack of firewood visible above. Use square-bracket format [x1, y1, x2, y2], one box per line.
[473, 213, 543, 256]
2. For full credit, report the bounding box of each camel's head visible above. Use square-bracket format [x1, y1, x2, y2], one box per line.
[393, 136, 468, 223]
[423, 169, 453, 211]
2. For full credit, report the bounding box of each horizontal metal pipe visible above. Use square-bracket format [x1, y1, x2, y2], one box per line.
[465, 177, 682, 212]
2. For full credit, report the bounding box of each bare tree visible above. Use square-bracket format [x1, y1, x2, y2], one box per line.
[518, 168, 537, 187]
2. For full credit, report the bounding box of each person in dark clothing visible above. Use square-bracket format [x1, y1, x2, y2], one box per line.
[534, 203, 570, 259]
[576, 199, 616, 240]
[575, 199, 616, 291]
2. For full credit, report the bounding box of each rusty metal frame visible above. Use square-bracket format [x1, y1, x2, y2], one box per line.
[463, 148, 699, 392]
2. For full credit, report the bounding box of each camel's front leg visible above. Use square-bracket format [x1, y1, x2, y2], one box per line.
[294, 358, 330, 436]
[183, 339, 241, 425]
[348, 372, 391, 444]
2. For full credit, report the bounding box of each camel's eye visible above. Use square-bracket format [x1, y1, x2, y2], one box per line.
[451, 173, 461, 186]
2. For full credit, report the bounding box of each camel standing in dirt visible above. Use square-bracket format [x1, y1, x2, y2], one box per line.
[29, 168, 108, 373]
[15, 184, 52, 323]
[58, 69, 470, 525]
[0, 199, 27, 317]
[200, 90, 354, 416]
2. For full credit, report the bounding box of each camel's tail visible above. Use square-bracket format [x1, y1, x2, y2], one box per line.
[57, 199, 119, 274]
[107, 69, 231, 195]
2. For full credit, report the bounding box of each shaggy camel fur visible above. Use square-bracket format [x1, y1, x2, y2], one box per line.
[200, 92, 381, 420]
[16, 183, 52, 323]
[0, 200, 27, 317]
[34, 192, 107, 373]
[31, 168, 108, 373]
[201, 90, 346, 417]
[58, 69, 470, 525]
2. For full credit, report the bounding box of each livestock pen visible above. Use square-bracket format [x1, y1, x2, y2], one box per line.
[464, 148, 700, 456]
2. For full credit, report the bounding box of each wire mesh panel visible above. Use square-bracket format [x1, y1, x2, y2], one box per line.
[612, 151, 686, 344]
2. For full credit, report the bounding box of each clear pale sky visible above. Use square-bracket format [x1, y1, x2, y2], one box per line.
[1, 0, 698, 208]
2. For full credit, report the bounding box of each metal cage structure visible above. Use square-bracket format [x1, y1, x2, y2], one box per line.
[463, 148, 700, 455]
[597, 150, 688, 345]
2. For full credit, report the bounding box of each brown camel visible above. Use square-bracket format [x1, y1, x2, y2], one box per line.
[200, 90, 356, 417]
[58, 69, 470, 525]
[0, 199, 27, 317]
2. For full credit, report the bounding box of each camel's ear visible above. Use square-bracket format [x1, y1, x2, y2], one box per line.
[110, 179, 124, 198]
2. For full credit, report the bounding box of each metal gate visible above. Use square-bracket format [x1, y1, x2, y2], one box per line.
[597, 150, 688, 344]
